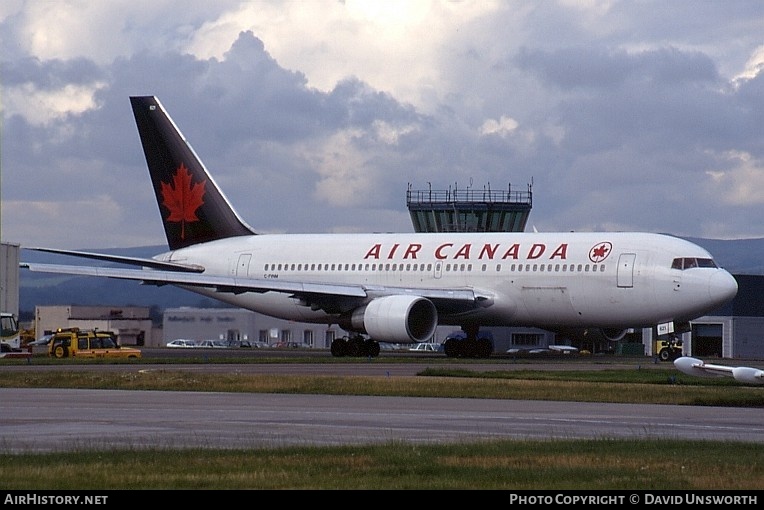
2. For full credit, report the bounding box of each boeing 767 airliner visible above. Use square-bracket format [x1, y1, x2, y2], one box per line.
[21, 96, 738, 358]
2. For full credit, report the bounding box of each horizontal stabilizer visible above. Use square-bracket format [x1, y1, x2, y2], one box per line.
[24, 247, 205, 273]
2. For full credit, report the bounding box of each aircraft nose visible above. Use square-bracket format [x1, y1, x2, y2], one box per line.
[709, 270, 738, 306]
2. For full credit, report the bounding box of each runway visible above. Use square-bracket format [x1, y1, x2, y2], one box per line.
[2, 353, 762, 453]
[2, 385, 763, 454]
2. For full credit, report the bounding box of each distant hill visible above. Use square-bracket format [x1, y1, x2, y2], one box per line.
[18, 237, 764, 314]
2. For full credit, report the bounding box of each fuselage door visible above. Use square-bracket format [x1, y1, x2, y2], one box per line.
[236, 253, 252, 277]
[617, 253, 636, 288]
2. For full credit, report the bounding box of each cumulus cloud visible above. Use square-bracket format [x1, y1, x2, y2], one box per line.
[480, 116, 519, 137]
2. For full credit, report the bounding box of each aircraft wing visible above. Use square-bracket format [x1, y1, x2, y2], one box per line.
[674, 356, 764, 385]
[20, 262, 485, 315]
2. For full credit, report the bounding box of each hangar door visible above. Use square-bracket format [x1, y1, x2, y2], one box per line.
[691, 323, 723, 357]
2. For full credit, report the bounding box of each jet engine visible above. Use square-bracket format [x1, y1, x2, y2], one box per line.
[600, 328, 628, 342]
[349, 295, 438, 343]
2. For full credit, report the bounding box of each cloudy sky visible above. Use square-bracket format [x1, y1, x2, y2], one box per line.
[2, 1, 763, 250]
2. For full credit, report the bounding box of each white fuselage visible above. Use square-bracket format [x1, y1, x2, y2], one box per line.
[157, 231, 738, 331]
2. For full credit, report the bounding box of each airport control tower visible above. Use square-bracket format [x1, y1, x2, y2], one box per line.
[406, 182, 533, 233]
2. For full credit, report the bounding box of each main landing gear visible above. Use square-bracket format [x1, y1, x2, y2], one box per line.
[442, 324, 493, 359]
[330, 334, 381, 358]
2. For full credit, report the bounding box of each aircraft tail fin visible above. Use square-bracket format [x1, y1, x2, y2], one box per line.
[130, 96, 256, 250]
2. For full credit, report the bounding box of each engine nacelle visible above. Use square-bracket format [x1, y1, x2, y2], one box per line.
[350, 295, 438, 343]
[600, 328, 629, 342]
[732, 366, 764, 385]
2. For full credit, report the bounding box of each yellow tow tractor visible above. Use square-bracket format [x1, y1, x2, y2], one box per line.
[655, 334, 683, 362]
[48, 327, 141, 359]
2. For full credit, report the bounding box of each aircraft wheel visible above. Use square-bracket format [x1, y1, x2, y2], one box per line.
[476, 338, 493, 359]
[347, 336, 364, 357]
[365, 339, 380, 358]
[443, 339, 460, 358]
[462, 339, 477, 358]
[330, 338, 347, 357]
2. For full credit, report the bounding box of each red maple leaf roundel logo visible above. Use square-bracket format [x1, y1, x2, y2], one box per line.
[589, 242, 612, 263]
[160, 163, 206, 240]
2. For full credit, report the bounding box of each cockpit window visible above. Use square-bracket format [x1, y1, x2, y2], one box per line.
[671, 257, 717, 270]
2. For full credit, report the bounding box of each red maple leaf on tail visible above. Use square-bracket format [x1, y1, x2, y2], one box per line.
[160, 163, 206, 240]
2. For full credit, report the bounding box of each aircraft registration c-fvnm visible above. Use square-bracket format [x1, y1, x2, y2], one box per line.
[20, 96, 739, 358]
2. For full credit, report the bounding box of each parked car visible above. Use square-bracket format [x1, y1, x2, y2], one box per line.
[379, 342, 404, 351]
[408, 342, 444, 353]
[28, 334, 54, 346]
[196, 340, 227, 348]
[166, 339, 196, 348]
[548, 345, 579, 354]
[244, 340, 270, 348]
